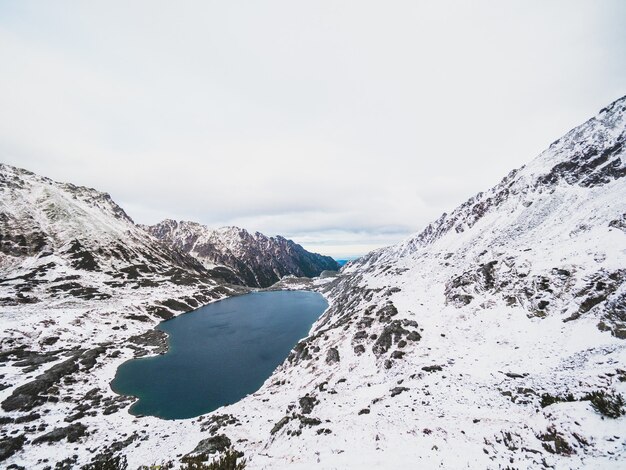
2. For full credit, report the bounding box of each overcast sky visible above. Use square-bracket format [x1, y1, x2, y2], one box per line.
[1, 1, 625, 258]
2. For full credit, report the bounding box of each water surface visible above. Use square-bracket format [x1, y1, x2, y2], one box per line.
[111, 290, 327, 419]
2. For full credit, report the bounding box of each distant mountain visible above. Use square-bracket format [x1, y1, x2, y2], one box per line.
[335, 258, 357, 267]
[143, 219, 340, 288]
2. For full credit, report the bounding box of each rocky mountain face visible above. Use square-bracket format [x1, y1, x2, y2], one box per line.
[143, 219, 339, 288]
[351, 95, 626, 338]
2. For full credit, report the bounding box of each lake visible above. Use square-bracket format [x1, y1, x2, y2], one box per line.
[111, 290, 328, 420]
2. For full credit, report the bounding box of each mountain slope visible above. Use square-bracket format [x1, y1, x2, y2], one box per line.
[200, 96, 624, 469]
[143, 219, 339, 288]
[350, 95, 625, 337]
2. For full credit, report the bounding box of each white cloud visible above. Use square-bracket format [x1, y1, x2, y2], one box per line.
[1, 1, 625, 258]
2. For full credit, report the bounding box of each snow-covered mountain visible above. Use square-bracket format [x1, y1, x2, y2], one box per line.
[0, 96, 624, 469]
[0, 163, 250, 465]
[0, 164, 240, 318]
[236, 95, 625, 468]
[143, 219, 339, 288]
[349, 94, 625, 338]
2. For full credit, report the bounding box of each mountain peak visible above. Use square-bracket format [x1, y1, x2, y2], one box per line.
[1, 162, 135, 226]
[358, 95, 626, 262]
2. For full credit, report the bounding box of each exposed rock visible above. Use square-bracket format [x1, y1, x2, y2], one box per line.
[391, 350, 405, 359]
[537, 426, 575, 455]
[13, 351, 59, 368]
[299, 395, 318, 415]
[32, 423, 87, 445]
[14, 413, 40, 424]
[376, 302, 399, 322]
[325, 347, 340, 364]
[79, 346, 108, 371]
[0, 435, 26, 462]
[298, 416, 321, 428]
[270, 416, 291, 435]
[192, 434, 232, 454]
[199, 414, 239, 434]
[445, 261, 498, 306]
[128, 330, 169, 356]
[504, 372, 527, 379]
[373, 320, 420, 355]
[390, 387, 409, 397]
[1, 355, 80, 412]
[609, 213, 626, 232]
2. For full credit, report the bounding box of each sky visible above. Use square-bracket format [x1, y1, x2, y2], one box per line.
[1, 1, 625, 258]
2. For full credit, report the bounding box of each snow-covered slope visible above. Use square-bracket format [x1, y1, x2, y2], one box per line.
[1, 96, 625, 470]
[222, 95, 624, 468]
[349, 94, 626, 337]
[143, 219, 339, 288]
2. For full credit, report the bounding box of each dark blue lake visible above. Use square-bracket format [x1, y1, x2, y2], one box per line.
[111, 290, 327, 420]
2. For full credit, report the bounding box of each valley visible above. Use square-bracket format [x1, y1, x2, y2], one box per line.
[0, 95, 625, 469]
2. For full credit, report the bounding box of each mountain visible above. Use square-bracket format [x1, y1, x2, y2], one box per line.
[0, 164, 240, 320]
[143, 219, 339, 288]
[350, 95, 625, 333]
[349, 94, 625, 336]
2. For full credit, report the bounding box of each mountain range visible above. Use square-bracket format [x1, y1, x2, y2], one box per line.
[0, 95, 624, 468]
[143, 219, 338, 288]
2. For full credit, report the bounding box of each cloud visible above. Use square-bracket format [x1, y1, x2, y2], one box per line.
[1, 1, 625, 258]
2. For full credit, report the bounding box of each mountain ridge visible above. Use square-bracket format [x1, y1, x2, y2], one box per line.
[143, 219, 339, 288]
[352, 94, 625, 268]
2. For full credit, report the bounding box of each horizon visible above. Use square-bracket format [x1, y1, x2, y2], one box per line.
[1, 1, 625, 258]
